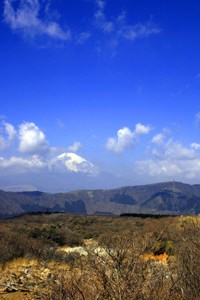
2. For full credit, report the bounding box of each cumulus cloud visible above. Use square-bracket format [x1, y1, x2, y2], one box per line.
[68, 141, 82, 153]
[136, 157, 200, 179]
[0, 155, 46, 172]
[106, 127, 134, 153]
[190, 143, 200, 150]
[134, 123, 151, 135]
[4, 0, 71, 41]
[161, 139, 197, 160]
[0, 118, 100, 177]
[136, 159, 182, 177]
[136, 139, 200, 179]
[0, 121, 17, 150]
[18, 122, 49, 154]
[106, 123, 151, 153]
[0, 151, 100, 176]
[151, 128, 171, 145]
[4, 122, 17, 140]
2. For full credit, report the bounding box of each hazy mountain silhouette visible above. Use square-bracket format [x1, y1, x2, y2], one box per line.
[1, 181, 200, 218]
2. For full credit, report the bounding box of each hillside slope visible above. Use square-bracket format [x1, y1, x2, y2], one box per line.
[1, 181, 200, 218]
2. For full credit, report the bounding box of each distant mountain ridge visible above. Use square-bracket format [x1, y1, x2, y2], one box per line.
[1, 181, 200, 218]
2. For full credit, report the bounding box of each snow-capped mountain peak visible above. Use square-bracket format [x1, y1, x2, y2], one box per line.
[53, 152, 99, 175]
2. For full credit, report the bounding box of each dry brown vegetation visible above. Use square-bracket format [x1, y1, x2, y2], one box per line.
[0, 213, 200, 299]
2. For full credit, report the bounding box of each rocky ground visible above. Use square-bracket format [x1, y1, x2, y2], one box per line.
[0, 240, 170, 300]
[0, 258, 69, 300]
[0, 240, 95, 300]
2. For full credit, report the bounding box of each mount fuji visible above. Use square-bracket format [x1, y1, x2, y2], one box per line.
[50, 152, 100, 175]
[0, 152, 125, 193]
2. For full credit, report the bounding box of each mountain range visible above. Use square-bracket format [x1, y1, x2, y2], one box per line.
[1, 181, 200, 218]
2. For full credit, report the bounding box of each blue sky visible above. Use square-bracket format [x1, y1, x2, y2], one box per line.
[0, 0, 200, 192]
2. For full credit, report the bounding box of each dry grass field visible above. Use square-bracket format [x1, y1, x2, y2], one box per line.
[0, 213, 200, 299]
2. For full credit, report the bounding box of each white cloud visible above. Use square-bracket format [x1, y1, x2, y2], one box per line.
[76, 31, 91, 44]
[136, 159, 182, 177]
[106, 123, 151, 153]
[96, 0, 105, 10]
[0, 118, 98, 175]
[120, 22, 161, 41]
[4, 0, 161, 49]
[152, 133, 165, 144]
[95, 0, 114, 33]
[136, 139, 200, 179]
[94, 1, 161, 50]
[0, 119, 99, 177]
[4, 122, 17, 140]
[151, 128, 171, 145]
[4, 0, 71, 40]
[0, 155, 46, 171]
[190, 143, 200, 150]
[134, 123, 151, 135]
[0, 121, 17, 150]
[106, 127, 134, 153]
[163, 140, 197, 160]
[136, 157, 200, 179]
[68, 141, 82, 153]
[18, 122, 49, 154]
[150, 139, 197, 161]
[0, 151, 100, 176]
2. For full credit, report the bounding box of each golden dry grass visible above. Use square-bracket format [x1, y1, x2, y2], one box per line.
[143, 252, 168, 264]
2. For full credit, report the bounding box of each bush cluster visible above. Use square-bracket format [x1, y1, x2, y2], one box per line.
[1, 214, 200, 299]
